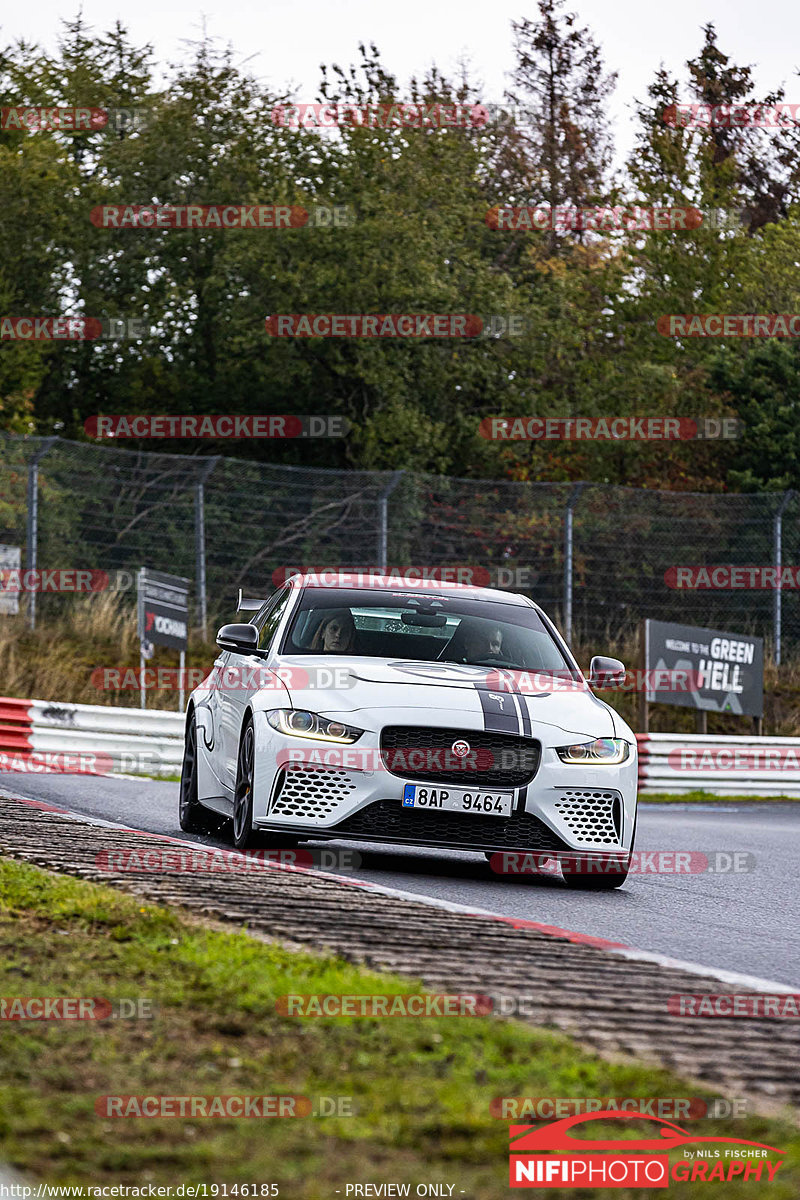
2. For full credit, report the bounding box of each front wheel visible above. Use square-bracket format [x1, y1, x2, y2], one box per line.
[560, 863, 630, 890]
[232, 719, 259, 849]
[561, 809, 637, 890]
[232, 721, 300, 850]
[179, 711, 214, 833]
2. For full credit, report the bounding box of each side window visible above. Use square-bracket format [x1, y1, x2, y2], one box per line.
[257, 588, 292, 652]
[252, 598, 277, 633]
[252, 587, 286, 634]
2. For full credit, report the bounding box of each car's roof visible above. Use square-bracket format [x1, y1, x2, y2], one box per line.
[286, 572, 535, 607]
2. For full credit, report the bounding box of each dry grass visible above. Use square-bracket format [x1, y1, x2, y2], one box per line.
[0, 593, 217, 710]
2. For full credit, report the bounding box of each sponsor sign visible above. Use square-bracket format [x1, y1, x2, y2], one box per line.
[0, 544, 21, 614]
[137, 568, 189, 652]
[643, 619, 763, 717]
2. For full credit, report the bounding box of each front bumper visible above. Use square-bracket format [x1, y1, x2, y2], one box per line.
[252, 711, 638, 855]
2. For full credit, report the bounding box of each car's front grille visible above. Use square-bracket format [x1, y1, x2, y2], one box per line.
[379, 725, 540, 788]
[332, 798, 566, 853]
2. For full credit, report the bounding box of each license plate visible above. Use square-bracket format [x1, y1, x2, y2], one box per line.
[401, 783, 513, 817]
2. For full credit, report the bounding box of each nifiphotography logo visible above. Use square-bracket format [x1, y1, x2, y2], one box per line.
[508, 1111, 785, 1188]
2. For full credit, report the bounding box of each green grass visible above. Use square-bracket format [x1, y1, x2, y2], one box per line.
[640, 790, 799, 803]
[0, 858, 797, 1197]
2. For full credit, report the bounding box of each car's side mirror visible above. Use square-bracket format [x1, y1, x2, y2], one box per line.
[216, 623, 262, 655]
[587, 655, 626, 689]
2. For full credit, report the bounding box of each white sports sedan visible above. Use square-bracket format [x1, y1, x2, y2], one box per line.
[179, 575, 638, 888]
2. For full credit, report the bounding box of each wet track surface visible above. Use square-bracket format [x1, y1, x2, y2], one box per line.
[4, 771, 798, 988]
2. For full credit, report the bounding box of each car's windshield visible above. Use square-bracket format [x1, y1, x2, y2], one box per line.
[281, 587, 575, 675]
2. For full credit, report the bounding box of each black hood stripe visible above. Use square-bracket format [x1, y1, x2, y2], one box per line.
[473, 674, 521, 734]
[514, 686, 532, 813]
[470, 670, 533, 813]
[501, 670, 535, 813]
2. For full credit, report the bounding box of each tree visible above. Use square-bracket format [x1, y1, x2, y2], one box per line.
[502, 0, 617, 239]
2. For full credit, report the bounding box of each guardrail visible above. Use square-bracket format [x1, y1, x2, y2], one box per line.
[637, 732, 800, 797]
[1, 697, 797, 794]
[0, 697, 184, 777]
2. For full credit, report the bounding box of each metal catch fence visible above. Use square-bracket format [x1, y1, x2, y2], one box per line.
[0, 432, 796, 657]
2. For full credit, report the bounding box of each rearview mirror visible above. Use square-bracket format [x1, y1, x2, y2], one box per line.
[216, 623, 262, 655]
[587, 655, 625, 689]
[401, 611, 448, 627]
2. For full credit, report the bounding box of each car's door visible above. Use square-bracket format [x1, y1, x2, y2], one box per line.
[219, 587, 293, 789]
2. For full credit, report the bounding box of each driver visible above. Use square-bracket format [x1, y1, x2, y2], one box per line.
[463, 625, 503, 662]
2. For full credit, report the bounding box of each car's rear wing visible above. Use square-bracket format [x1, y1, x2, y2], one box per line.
[237, 588, 264, 613]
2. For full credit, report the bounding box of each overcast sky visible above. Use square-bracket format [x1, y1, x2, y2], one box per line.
[3, 0, 800, 159]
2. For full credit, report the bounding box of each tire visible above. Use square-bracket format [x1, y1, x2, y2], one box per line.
[179, 710, 214, 833]
[232, 718, 260, 849]
[232, 719, 300, 850]
[561, 809, 638, 890]
[560, 865, 629, 890]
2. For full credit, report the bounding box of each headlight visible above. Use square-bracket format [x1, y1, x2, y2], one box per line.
[267, 710, 364, 744]
[556, 738, 630, 765]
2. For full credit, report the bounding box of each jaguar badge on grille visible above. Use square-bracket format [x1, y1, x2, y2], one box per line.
[451, 739, 471, 758]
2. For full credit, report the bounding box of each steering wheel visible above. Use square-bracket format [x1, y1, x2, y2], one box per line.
[470, 654, 517, 667]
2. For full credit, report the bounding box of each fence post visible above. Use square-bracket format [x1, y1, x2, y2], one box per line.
[377, 471, 405, 572]
[563, 483, 585, 644]
[25, 437, 58, 630]
[774, 490, 794, 665]
[195, 457, 220, 639]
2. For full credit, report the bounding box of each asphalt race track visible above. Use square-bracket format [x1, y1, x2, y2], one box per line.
[3, 770, 797, 990]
